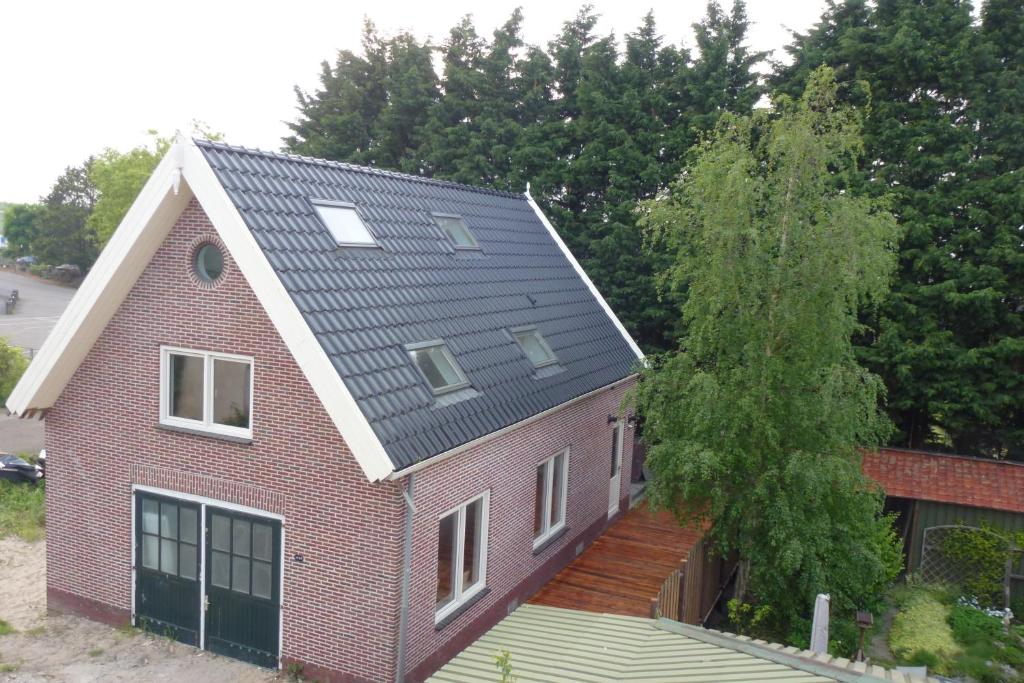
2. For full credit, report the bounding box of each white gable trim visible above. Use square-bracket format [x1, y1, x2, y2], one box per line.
[524, 191, 645, 360]
[6, 136, 395, 482]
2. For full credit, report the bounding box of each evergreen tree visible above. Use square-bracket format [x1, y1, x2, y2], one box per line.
[774, 0, 1023, 458]
[34, 162, 98, 269]
[2, 204, 43, 257]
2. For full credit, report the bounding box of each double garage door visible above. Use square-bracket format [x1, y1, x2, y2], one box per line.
[134, 491, 281, 668]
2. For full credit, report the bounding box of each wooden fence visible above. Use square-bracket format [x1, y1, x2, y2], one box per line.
[651, 537, 737, 625]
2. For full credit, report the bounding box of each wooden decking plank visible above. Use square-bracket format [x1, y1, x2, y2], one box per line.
[528, 501, 701, 616]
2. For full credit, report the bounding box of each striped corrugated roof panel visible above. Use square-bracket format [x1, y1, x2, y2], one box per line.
[428, 604, 940, 683]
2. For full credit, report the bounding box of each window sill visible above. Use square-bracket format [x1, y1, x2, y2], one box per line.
[434, 587, 490, 631]
[532, 525, 570, 556]
[155, 423, 253, 444]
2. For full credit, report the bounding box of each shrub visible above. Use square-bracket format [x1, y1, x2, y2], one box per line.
[889, 587, 961, 673]
[949, 604, 1003, 644]
[0, 337, 28, 405]
[941, 523, 1021, 607]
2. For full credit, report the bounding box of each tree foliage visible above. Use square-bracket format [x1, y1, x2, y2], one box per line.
[0, 337, 28, 405]
[33, 162, 98, 269]
[88, 132, 171, 247]
[773, 0, 1024, 459]
[636, 68, 904, 633]
[285, 4, 764, 350]
[1, 204, 44, 257]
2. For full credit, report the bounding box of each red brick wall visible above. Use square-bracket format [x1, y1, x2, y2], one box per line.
[45, 197, 405, 682]
[863, 447, 1024, 514]
[403, 380, 635, 679]
[45, 196, 637, 682]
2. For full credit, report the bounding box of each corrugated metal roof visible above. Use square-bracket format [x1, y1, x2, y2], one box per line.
[428, 604, 939, 683]
[195, 141, 639, 470]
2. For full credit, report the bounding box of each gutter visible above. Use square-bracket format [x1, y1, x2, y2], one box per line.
[395, 473, 416, 682]
[385, 374, 638, 481]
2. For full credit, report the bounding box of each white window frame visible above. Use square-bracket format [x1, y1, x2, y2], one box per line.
[432, 212, 480, 250]
[311, 199, 378, 248]
[159, 346, 254, 439]
[511, 325, 559, 368]
[406, 340, 471, 395]
[533, 447, 570, 549]
[435, 490, 490, 624]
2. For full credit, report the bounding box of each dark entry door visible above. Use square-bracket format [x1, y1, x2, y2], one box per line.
[204, 507, 281, 668]
[135, 492, 201, 645]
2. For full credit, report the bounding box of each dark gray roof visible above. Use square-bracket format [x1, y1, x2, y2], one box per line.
[196, 140, 639, 470]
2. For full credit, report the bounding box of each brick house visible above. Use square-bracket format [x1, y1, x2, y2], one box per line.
[6, 136, 643, 682]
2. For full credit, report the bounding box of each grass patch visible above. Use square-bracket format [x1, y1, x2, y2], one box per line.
[0, 662, 19, 673]
[888, 584, 961, 674]
[88, 648, 104, 657]
[0, 480, 45, 542]
[0, 619, 14, 636]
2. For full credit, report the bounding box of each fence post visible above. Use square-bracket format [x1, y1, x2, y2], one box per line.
[677, 561, 687, 622]
[650, 597, 658, 619]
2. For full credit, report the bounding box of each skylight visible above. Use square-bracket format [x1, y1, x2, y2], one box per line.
[313, 201, 376, 247]
[513, 327, 558, 368]
[407, 341, 470, 394]
[433, 214, 479, 249]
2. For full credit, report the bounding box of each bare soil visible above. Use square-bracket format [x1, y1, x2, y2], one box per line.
[0, 537, 280, 682]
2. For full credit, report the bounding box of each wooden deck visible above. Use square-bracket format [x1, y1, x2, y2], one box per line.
[528, 501, 703, 617]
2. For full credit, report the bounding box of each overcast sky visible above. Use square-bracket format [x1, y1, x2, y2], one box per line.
[0, 0, 827, 204]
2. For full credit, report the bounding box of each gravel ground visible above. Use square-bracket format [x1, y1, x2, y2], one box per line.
[0, 537, 281, 683]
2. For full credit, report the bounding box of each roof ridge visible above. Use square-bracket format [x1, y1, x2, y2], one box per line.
[193, 138, 526, 200]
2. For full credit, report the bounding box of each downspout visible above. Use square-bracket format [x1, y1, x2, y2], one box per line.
[396, 472, 416, 682]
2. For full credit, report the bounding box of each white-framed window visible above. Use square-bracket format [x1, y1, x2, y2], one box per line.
[435, 491, 489, 622]
[433, 213, 479, 250]
[407, 340, 470, 394]
[312, 200, 377, 247]
[512, 326, 558, 368]
[160, 347, 253, 439]
[533, 447, 569, 548]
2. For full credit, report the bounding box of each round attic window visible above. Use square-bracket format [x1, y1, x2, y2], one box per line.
[194, 243, 224, 282]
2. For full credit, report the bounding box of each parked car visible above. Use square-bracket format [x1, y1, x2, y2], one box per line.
[15, 255, 37, 267]
[54, 263, 81, 277]
[0, 453, 43, 483]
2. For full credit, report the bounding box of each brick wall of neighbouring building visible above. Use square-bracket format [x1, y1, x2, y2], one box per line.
[44, 195, 636, 682]
[863, 447, 1024, 514]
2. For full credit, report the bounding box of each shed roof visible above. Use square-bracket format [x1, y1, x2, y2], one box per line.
[195, 141, 641, 470]
[428, 604, 938, 683]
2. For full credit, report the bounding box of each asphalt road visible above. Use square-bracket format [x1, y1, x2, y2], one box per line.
[0, 268, 75, 454]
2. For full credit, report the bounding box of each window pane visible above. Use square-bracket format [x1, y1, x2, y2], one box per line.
[142, 534, 158, 570]
[212, 515, 230, 552]
[160, 538, 178, 576]
[141, 498, 159, 535]
[252, 560, 272, 600]
[436, 216, 477, 248]
[160, 503, 178, 539]
[179, 507, 197, 545]
[516, 331, 555, 367]
[411, 345, 464, 391]
[436, 512, 457, 609]
[551, 453, 565, 528]
[232, 557, 251, 594]
[533, 463, 546, 538]
[211, 550, 230, 588]
[252, 523, 273, 562]
[213, 359, 251, 429]
[463, 499, 483, 588]
[169, 354, 204, 421]
[611, 425, 621, 477]
[314, 205, 375, 246]
[179, 543, 197, 580]
[232, 519, 251, 557]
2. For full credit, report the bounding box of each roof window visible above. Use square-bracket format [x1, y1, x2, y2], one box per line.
[433, 214, 479, 249]
[313, 201, 377, 247]
[407, 341, 470, 394]
[512, 327, 558, 368]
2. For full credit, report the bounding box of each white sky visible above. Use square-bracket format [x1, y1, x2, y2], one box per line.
[0, 0, 826, 204]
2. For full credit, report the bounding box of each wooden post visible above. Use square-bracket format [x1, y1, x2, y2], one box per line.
[676, 561, 687, 622]
[650, 597, 659, 619]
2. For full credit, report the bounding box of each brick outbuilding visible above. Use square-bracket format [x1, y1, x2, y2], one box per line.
[7, 136, 643, 682]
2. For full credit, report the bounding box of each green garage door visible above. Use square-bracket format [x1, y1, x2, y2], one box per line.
[134, 493, 281, 669]
[205, 507, 281, 668]
[135, 493, 202, 645]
